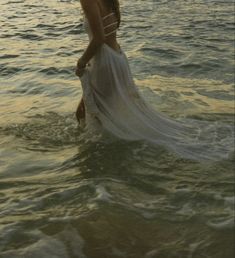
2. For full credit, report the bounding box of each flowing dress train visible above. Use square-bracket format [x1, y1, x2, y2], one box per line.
[79, 17, 234, 162]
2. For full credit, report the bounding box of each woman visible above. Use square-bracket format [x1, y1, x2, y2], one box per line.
[75, 0, 120, 122]
[75, 0, 233, 161]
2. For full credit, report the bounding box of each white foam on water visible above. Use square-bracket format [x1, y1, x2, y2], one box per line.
[0, 226, 87, 258]
[145, 249, 159, 258]
[141, 211, 156, 219]
[187, 241, 206, 258]
[224, 196, 235, 208]
[48, 215, 76, 222]
[206, 194, 235, 230]
[176, 203, 196, 217]
[0, 222, 21, 252]
[111, 247, 126, 257]
[93, 184, 112, 202]
[1, 236, 69, 258]
[207, 217, 234, 230]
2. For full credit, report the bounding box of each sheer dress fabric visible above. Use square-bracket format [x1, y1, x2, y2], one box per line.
[79, 15, 234, 161]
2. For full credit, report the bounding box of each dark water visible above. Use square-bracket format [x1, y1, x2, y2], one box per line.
[0, 0, 234, 257]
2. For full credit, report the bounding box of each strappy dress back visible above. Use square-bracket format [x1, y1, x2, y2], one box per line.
[83, 11, 118, 39]
[102, 12, 118, 37]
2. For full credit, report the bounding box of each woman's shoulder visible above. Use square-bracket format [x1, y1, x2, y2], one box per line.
[80, 0, 112, 6]
[80, 0, 99, 6]
[80, 0, 100, 14]
[81, 0, 110, 16]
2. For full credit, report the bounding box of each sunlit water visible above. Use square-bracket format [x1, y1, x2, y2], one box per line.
[0, 0, 234, 257]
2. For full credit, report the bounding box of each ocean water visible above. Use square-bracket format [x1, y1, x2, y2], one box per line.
[0, 0, 234, 257]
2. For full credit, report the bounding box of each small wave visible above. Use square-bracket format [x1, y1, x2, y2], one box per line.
[0, 66, 23, 76]
[0, 54, 19, 59]
[179, 63, 202, 70]
[141, 46, 182, 59]
[35, 23, 57, 29]
[208, 217, 234, 230]
[197, 89, 234, 101]
[38, 67, 73, 76]
[0, 226, 86, 258]
[19, 33, 44, 41]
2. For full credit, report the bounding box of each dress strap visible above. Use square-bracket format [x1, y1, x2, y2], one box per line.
[104, 29, 117, 37]
[102, 12, 115, 20]
[103, 21, 118, 29]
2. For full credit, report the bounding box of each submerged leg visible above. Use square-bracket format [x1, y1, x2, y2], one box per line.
[76, 97, 85, 124]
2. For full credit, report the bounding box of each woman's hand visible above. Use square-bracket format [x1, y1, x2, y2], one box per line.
[75, 66, 86, 77]
[75, 59, 86, 78]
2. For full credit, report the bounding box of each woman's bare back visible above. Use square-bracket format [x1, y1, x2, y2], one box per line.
[96, 0, 120, 52]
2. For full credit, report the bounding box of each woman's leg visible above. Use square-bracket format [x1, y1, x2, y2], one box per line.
[76, 97, 85, 124]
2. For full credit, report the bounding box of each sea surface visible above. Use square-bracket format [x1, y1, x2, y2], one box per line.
[0, 0, 234, 257]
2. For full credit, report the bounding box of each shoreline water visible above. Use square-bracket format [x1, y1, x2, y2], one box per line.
[0, 0, 234, 257]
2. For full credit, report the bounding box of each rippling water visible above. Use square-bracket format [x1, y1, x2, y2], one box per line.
[0, 0, 234, 257]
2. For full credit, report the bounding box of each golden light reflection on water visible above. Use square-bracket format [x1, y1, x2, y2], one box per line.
[0, 1, 234, 258]
[138, 76, 234, 116]
[0, 93, 79, 125]
[1, 74, 233, 127]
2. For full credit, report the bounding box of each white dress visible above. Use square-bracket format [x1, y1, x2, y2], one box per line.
[79, 16, 234, 162]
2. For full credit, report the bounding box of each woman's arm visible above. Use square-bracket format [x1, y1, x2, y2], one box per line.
[77, 0, 105, 68]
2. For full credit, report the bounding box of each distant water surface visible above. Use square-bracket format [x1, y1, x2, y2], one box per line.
[0, 0, 234, 257]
